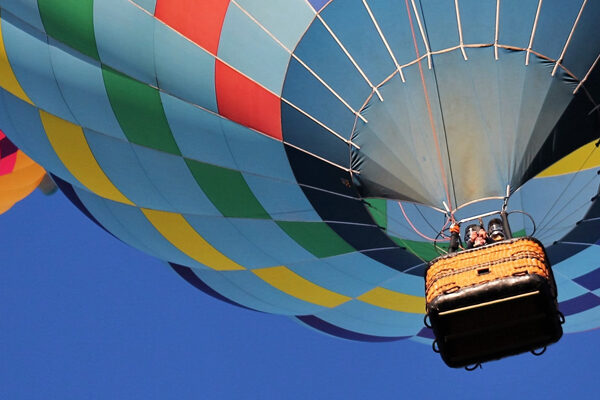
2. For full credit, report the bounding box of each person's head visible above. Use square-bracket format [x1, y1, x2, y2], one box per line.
[465, 224, 483, 242]
[488, 218, 505, 241]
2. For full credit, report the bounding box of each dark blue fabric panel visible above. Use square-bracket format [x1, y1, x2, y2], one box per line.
[546, 242, 588, 265]
[280, 102, 350, 168]
[533, 0, 582, 60]
[293, 17, 372, 110]
[321, 0, 396, 85]
[282, 57, 357, 139]
[561, 219, 600, 244]
[583, 192, 600, 220]
[168, 263, 254, 311]
[362, 248, 424, 274]
[574, 267, 600, 291]
[327, 223, 399, 251]
[559, 292, 600, 316]
[300, 186, 374, 225]
[498, 0, 539, 48]
[459, 0, 496, 44]
[560, 0, 600, 79]
[307, 0, 329, 12]
[283, 144, 357, 197]
[296, 315, 407, 342]
[417, 327, 435, 339]
[418, 0, 460, 51]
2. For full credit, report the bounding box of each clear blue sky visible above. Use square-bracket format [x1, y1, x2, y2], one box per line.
[2, 189, 599, 400]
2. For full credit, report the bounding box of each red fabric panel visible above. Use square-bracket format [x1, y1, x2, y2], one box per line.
[154, 0, 230, 55]
[215, 61, 282, 141]
[0, 152, 17, 176]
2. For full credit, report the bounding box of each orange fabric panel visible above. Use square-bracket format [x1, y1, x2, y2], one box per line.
[154, 0, 230, 55]
[215, 60, 282, 140]
[0, 151, 45, 214]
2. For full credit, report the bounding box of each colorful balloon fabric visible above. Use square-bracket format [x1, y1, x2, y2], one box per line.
[0, 129, 46, 214]
[1, 0, 600, 342]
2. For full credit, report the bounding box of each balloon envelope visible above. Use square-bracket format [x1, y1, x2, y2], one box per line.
[0, 0, 599, 341]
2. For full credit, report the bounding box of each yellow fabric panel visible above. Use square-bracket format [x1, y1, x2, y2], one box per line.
[357, 287, 425, 314]
[141, 208, 246, 271]
[537, 140, 600, 177]
[39, 110, 133, 205]
[253, 266, 352, 308]
[0, 14, 33, 104]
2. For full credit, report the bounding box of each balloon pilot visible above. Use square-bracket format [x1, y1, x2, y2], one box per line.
[447, 218, 506, 253]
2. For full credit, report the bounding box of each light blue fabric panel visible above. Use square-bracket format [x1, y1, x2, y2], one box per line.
[72, 187, 159, 258]
[130, 143, 222, 215]
[459, 0, 496, 44]
[293, 18, 371, 111]
[184, 215, 280, 269]
[286, 259, 375, 298]
[133, 0, 156, 14]
[154, 23, 217, 112]
[0, 0, 44, 32]
[195, 269, 326, 315]
[234, 0, 314, 51]
[562, 305, 600, 333]
[314, 301, 423, 337]
[366, 0, 427, 66]
[0, 89, 79, 184]
[218, 4, 291, 95]
[532, 0, 582, 60]
[321, 0, 396, 85]
[553, 245, 600, 279]
[560, 0, 600, 79]
[93, 0, 156, 85]
[386, 201, 440, 242]
[1, 12, 75, 122]
[160, 94, 235, 169]
[48, 39, 127, 140]
[228, 218, 317, 264]
[418, 0, 460, 51]
[377, 272, 425, 298]
[223, 119, 296, 182]
[554, 271, 589, 302]
[242, 173, 321, 222]
[498, 0, 539, 48]
[76, 188, 208, 270]
[282, 57, 357, 139]
[323, 252, 397, 286]
[83, 129, 174, 210]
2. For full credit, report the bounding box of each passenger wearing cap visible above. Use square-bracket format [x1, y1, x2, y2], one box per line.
[487, 218, 505, 242]
[465, 224, 492, 249]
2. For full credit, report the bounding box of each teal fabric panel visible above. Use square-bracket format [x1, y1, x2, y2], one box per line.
[154, 23, 217, 112]
[93, 0, 157, 85]
[0, 0, 45, 32]
[48, 39, 127, 140]
[218, 3, 291, 95]
[1, 12, 75, 122]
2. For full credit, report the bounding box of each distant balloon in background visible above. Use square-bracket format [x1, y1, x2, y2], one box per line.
[0, 0, 599, 342]
[0, 129, 54, 214]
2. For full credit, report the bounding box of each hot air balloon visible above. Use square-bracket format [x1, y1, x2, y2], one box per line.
[0, 129, 52, 214]
[0, 0, 599, 345]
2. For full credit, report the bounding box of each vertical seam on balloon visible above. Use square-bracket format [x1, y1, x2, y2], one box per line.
[404, 0, 453, 210]
[494, 0, 500, 60]
[525, 0, 543, 66]
[315, 14, 383, 101]
[361, 0, 406, 82]
[453, 0, 468, 60]
[551, 0, 588, 76]
[409, 0, 432, 69]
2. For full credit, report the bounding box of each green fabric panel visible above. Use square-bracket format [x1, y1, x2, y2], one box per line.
[512, 229, 527, 238]
[390, 236, 447, 262]
[38, 0, 99, 60]
[102, 66, 181, 155]
[364, 198, 387, 229]
[276, 221, 355, 258]
[185, 159, 270, 219]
